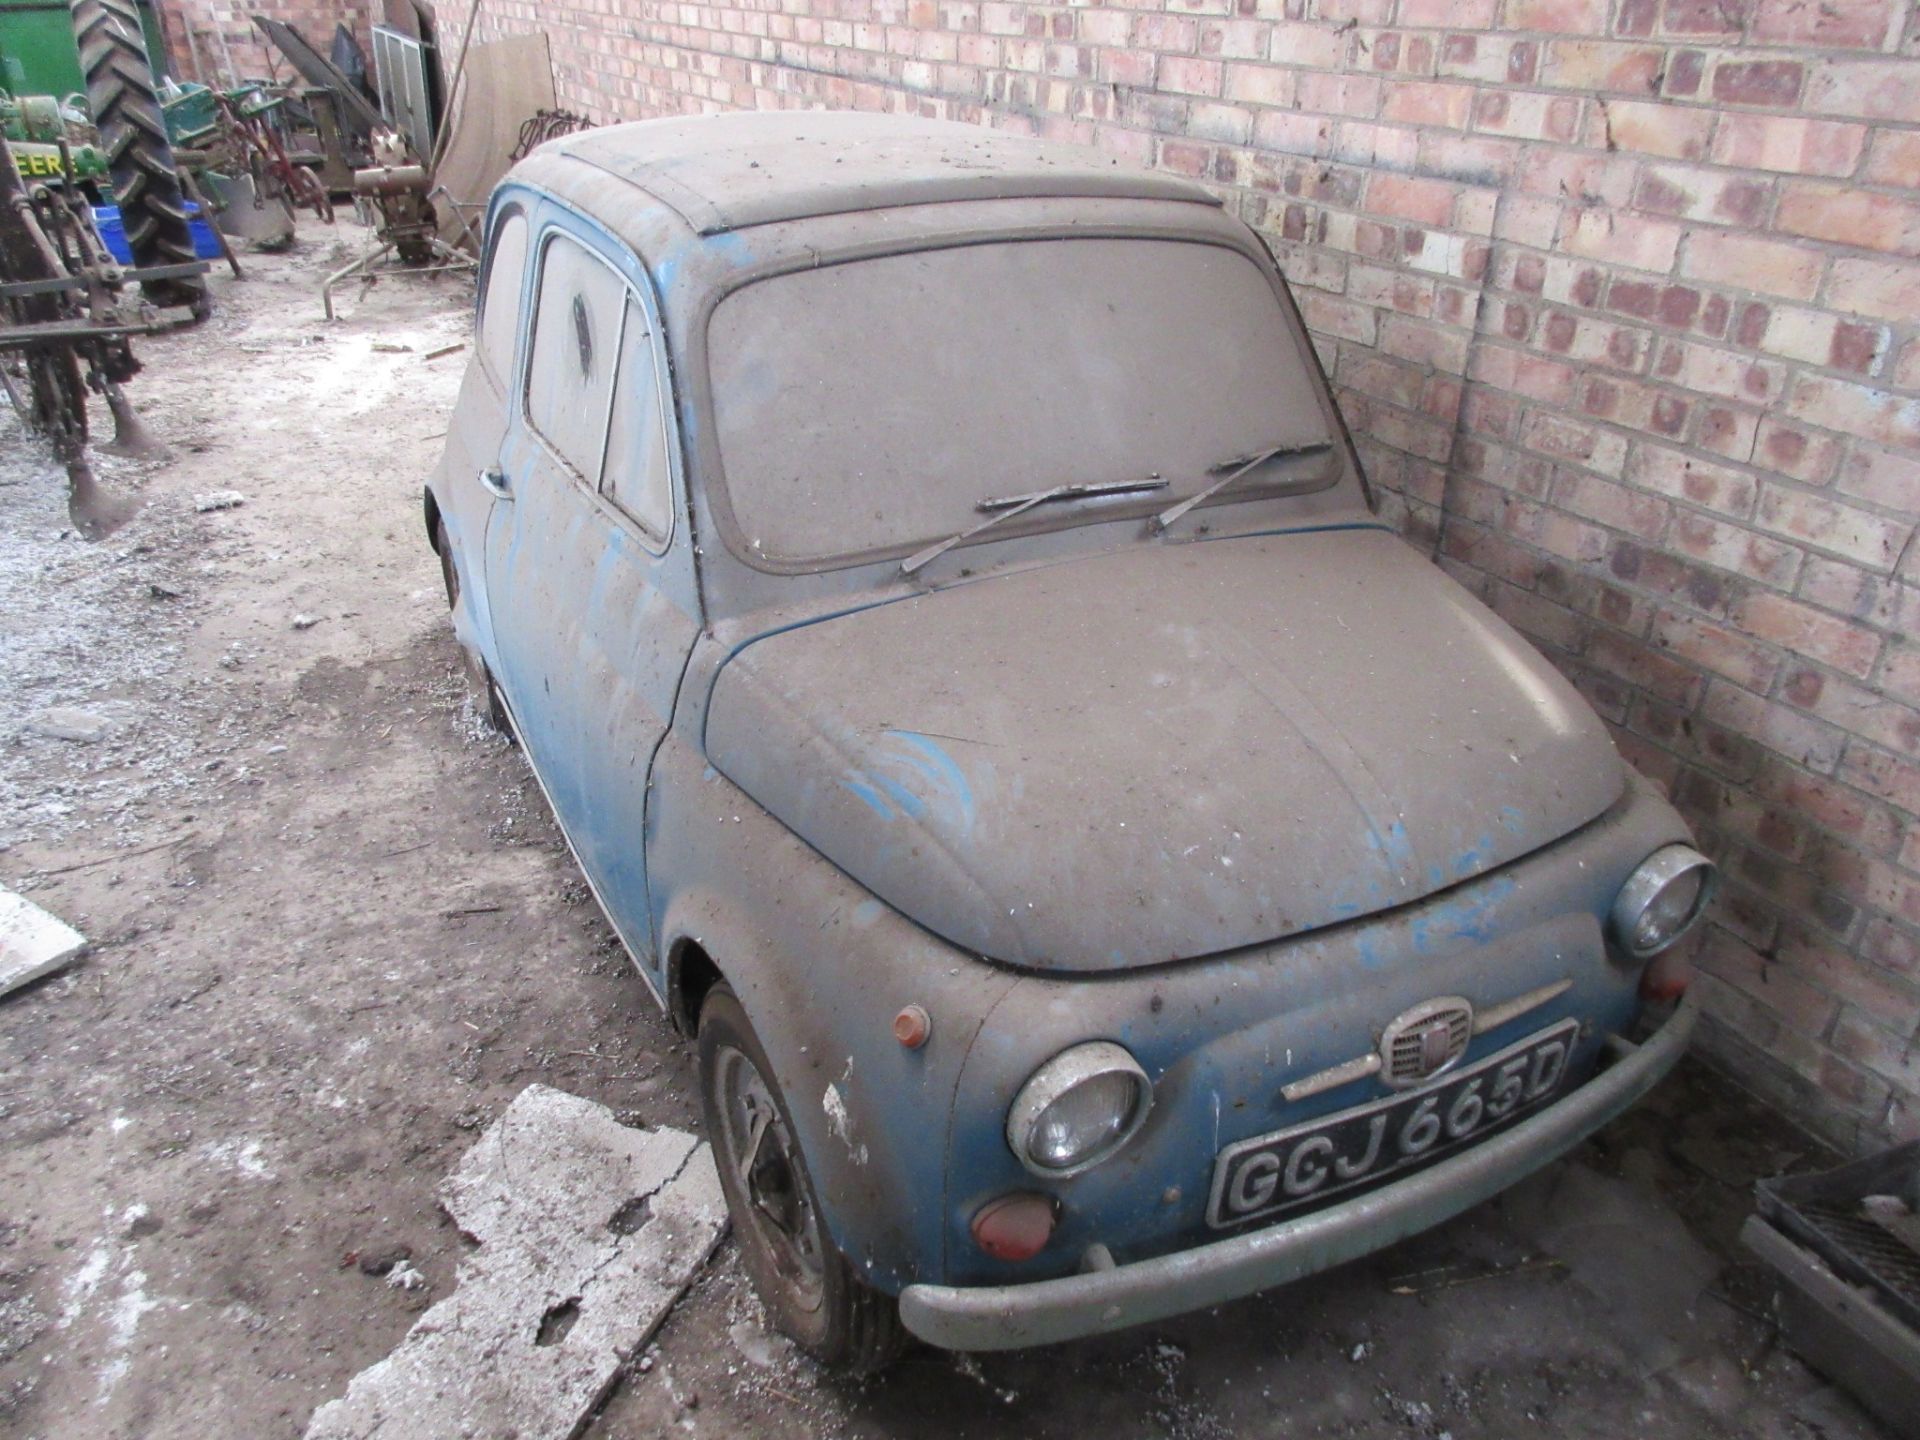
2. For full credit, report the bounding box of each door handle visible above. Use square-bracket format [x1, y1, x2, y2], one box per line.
[479, 466, 513, 501]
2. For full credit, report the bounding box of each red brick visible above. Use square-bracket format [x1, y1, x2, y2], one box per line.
[1842, 747, 1920, 814]
[1678, 232, 1823, 301]
[1401, 0, 1501, 22]
[1696, 930, 1838, 1039]
[1759, 307, 1889, 373]
[1379, 79, 1474, 129]
[1838, 446, 1920, 511]
[1616, 0, 1660, 33]
[1832, 1009, 1920, 1092]
[1806, 60, 1920, 124]
[1704, 679, 1843, 771]
[1632, 164, 1771, 228]
[1697, 406, 1760, 463]
[1598, 100, 1714, 159]
[1224, 62, 1296, 106]
[1298, 291, 1377, 344]
[1753, 0, 1900, 49]
[1365, 172, 1456, 227]
[1502, 0, 1610, 30]
[1777, 183, 1920, 257]
[1198, 18, 1274, 60]
[1732, 592, 1883, 679]
[1864, 129, 1920, 187]
[1756, 484, 1911, 571]
[1626, 443, 1757, 518]
[1670, 509, 1804, 587]
[1826, 257, 1920, 322]
[1798, 555, 1909, 630]
[1538, 40, 1663, 93]
[1712, 114, 1868, 176]
[1561, 207, 1680, 273]
[1295, 70, 1382, 116]
[1653, 610, 1782, 690]
[1158, 54, 1224, 96]
[1886, 644, 1920, 709]
[1663, 48, 1707, 98]
[1786, 375, 1920, 452]
[1711, 59, 1805, 108]
[1266, 21, 1352, 70]
[1755, 420, 1842, 484]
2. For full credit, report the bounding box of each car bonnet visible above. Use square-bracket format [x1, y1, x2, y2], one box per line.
[703, 528, 1625, 972]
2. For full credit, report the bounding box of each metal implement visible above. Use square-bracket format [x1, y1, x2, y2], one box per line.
[0, 128, 193, 535]
[319, 128, 475, 320]
[897, 1000, 1696, 1352]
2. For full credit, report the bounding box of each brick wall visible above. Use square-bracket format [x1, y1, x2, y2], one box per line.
[438, 0, 1918, 1153]
[155, 1, 378, 86]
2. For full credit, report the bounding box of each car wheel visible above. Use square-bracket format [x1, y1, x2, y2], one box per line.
[697, 984, 906, 1373]
[435, 518, 510, 735]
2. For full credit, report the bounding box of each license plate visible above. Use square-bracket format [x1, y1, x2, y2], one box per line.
[1207, 1020, 1580, 1230]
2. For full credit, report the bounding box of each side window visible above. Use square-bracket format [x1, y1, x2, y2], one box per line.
[478, 209, 528, 383]
[525, 232, 625, 481]
[603, 294, 672, 540]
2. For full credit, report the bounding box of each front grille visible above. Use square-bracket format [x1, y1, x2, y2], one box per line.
[1380, 1001, 1473, 1087]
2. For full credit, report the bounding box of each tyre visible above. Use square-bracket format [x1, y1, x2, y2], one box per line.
[436, 517, 510, 734]
[698, 985, 906, 1373]
[72, 0, 207, 312]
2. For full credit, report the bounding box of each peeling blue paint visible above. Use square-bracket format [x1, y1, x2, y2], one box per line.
[841, 775, 897, 821]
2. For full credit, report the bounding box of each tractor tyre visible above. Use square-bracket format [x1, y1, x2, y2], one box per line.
[71, 0, 207, 314]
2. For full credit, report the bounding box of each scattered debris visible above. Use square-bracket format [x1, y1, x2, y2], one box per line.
[423, 342, 466, 361]
[303, 1085, 727, 1440]
[193, 491, 247, 513]
[292, 614, 322, 631]
[370, 342, 414, 354]
[351, 1246, 412, 1278]
[384, 1262, 426, 1292]
[0, 886, 86, 999]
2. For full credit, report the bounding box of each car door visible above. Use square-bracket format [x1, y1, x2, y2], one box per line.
[484, 211, 700, 975]
[433, 196, 531, 660]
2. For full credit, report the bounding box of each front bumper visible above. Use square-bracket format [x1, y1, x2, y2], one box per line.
[899, 998, 1696, 1351]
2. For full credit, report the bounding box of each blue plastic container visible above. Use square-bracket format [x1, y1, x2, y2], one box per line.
[90, 202, 223, 265]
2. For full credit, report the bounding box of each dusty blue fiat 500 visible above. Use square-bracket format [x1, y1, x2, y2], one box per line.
[426, 111, 1715, 1370]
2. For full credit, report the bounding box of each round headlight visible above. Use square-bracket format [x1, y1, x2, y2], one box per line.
[1006, 1041, 1152, 1178]
[1611, 845, 1716, 959]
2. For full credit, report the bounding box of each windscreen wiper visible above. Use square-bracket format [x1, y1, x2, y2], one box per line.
[1148, 439, 1335, 534]
[899, 477, 1170, 577]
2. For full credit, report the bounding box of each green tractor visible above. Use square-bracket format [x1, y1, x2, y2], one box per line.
[1, 0, 204, 311]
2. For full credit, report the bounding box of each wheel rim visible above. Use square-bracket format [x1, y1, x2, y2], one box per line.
[714, 1044, 826, 1310]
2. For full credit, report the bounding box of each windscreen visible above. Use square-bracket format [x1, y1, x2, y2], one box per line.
[706, 238, 1332, 567]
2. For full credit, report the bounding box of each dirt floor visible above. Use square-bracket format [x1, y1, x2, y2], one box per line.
[0, 228, 1897, 1440]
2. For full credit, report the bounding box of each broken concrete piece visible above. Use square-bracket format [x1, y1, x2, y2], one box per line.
[304, 1085, 727, 1440]
[193, 491, 246, 513]
[28, 704, 127, 743]
[0, 887, 86, 999]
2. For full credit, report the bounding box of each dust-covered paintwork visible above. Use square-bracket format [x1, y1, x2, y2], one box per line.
[424, 111, 1705, 1350]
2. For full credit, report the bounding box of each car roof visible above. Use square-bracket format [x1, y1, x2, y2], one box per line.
[547, 111, 1222, 237]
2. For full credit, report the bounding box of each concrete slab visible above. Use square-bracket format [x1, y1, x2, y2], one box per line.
[0, 886, 86, 999]
[304, 1085, 728, 1440]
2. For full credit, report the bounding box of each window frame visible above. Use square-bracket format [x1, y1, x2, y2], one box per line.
[475, 202, 531, 393]
[518, 220, 677, 553]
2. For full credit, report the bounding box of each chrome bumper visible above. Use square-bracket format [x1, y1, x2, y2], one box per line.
[899, 998, 1696, 1352]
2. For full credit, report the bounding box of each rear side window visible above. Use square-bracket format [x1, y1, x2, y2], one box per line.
[603, 294, 672, 540]
[526, 232, 624, 481]
[478, 210, 528, 382]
